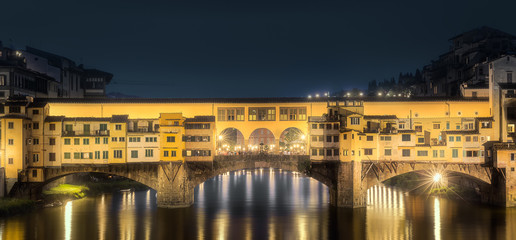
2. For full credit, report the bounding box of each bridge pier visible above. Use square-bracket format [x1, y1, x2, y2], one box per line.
[156, 162, 194, 208]
[329, 161, 367, 208]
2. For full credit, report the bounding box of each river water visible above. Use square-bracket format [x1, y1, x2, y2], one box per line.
[1, 168, 515, 240]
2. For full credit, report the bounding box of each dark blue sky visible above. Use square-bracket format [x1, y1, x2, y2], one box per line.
[1, 0, 516, 98]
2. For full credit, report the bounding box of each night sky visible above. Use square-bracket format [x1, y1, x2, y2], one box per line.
[2, 0, 516, 98]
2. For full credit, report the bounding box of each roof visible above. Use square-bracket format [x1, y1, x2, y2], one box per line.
[185, 116, 215, 122]
[476, 117, 494, 121]
[110, 115, 128, 123]
[32, 95, 489, 105]
[443, 130, 479, 135]
[27, 101, 48, 108]
[398, 130, 416, 133]
[63, 117, 111, 122]
[44, 116, 65, 122]
[363, 115, 397, 120]
[486, 142, 516, 150]
[498, 83, 516, 89]
[0, 114, 31, 120]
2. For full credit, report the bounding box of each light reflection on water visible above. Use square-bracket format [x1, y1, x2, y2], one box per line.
[0, 168, 514, 240]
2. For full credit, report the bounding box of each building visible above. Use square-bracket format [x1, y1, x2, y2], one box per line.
[423, 26, 516, 97]
[0, 41, 113, 100]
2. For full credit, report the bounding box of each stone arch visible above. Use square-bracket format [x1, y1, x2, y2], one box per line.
[362, 162, 492, 191]
[248, 128, 276, 153]
[278, 127, 307, 154]
[217, 127, 245, 153]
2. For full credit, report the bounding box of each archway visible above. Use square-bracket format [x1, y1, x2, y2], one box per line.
[248, 128, 275, 153]
[279, 127, 307, 155]
[217, 128, 245, 154]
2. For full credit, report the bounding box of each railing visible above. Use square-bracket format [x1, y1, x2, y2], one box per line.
[62, 130, 110, 136]
[128, 128, 159, 133]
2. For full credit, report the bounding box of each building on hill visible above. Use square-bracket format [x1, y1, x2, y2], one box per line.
[0, 41, 112, 101]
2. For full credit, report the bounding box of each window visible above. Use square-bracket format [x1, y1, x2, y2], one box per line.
[95, 138, 100, 144]
[8, 122, 14, 129]
[119, 137, 125, 142]
[440, 150, 445, 158]
[350, 117, 360, 125]
[311, 149, 317, 156]
[249, 107, 276, 121]
[49, 138, 56, 145]
[167, 136, 175, 142]
[217, 108, 245, 121]
[402, 149, 410, 157]
[333, 136, 339, 142]
[33, 122, 39, 129]
[74, 152, 81, 159]
[102, 151, 109, 159]
[319, 149, 324, 156]
[311, 136, 317, 142]
[164, 151, 169, 157]
[399, 123, 405, 129]
[473, 136, 478, 142]
[508, 72, 513, 83]
[384, 149, 392, 156]
[145, 149, 153, 157]
[326, 124, 332, 130]
[511, 153, 515, 161]
[49, 124, 56, 131]
[312, 124, 317, 129]
[7, 139, 13, 145]
[8, 158, 13, 164]
[415, 125, 422, 132]
[456, 125, 460, 130]
[446, 122, 450, 130]
[112, 137, 118, 142]
[326, 136, 332, 142]
[334, 123, 339, 130]
[433, 150, 438, 158]
[131, 150, 138, 158]
[364, 149, 373, 155]
[100, 124, 108, 131]
[418, 138, 424, 143]
[448, 136, 454, 142]
[33, 138, 39, 145]
[74, 138, 80, 145]
[319, 124, 324, 129]
[402, 134, 411, 141]
[481, 122, 492, 128]
[171, 151, 176, 157]
[456, 136, 461, 142]
[185, 123, 210, 129]
[114, 150, 123, 158]
[9, 106, 20, 113]
[115, 124, 122, 130]
[343, 150, 348, 156]
[433, 124, 440, 129]
[65, 124, 73, 132]
[49, 153, 56, 161]
[343, 134, 347, 140]
[366, 136, 373, 141]
[32, 154, 39, 162]
[146, 137, 157, 142]
[465, 151, 479, 157]
[326, 149, 333, 156]
[452, 149, 459, 158]
[83, 139, 89, 145]
[64, 152, 71, 159]
[103, 138, 109, 144]
[417, 151, 428, 156]
[334, 149, 339, 156]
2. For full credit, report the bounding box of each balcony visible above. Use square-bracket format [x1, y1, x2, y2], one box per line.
[128, 127, 159, 133]
[62, 130, 110, 136]
[380, 127, 397, 134]
[363, 128, 379, 133]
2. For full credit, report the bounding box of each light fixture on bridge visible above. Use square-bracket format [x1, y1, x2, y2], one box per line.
[301, 135, 306, 140]
[218, 135, 223, 140]
[359, 92, 364, 96]
[378, 92, 382, 96]
[308, 95, 312, 99]
[433, 173, 443, 183]
[315, 94, 320, 98]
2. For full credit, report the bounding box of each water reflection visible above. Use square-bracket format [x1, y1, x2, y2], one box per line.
[0, 168, 515, 239]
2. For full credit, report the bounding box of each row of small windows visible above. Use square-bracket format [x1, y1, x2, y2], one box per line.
[312, 148, 485, 158]
[183, 136, 210, 142]
[311, 123, 339, 130]
[311, 135, 339, 142]
[217, 107, 307, 121]
[64, 151, 109, 160]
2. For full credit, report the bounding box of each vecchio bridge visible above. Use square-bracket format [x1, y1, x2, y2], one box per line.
[2, 92, 516, 208]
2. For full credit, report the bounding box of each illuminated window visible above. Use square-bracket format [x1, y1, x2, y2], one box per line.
[115, 124, 122, 130]
[366, 136, 373, 141]
[131, 150, 138, 158]
[164, 151, 169, 157]
[452, 149, 458, 158]
[402, 134, 411, 141]
[95, 151, 101, 159]
[402, 149, 410, 157]
[167, 136, 175, 142]
[364, 149, 373, 155]
[384, 149, 391, 156]
[64, 153, 71, 159]
[350, 117, 360, 125]
[114, 150, 123, 158]
[417, 151, 428, 156]
[8, 122, 14, 129]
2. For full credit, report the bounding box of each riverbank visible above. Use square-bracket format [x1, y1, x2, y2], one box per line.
[0, 198, 35, 217]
